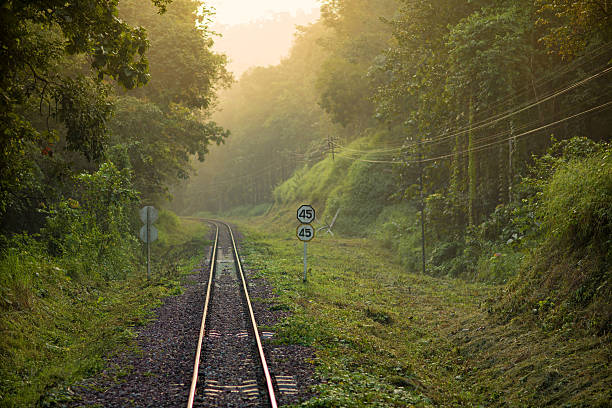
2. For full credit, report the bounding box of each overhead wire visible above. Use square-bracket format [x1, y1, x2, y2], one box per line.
[332, 99, 612, 165]
[200, 42, 612, 192]
[458, 40, 612, 122]
[331, 61, 612, 156]
[333, 90, 610, 162]
[330, 41, 612, 155]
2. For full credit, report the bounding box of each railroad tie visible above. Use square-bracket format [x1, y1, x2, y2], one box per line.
[275, 375, 298, 395]
[202, 379, 260, 400]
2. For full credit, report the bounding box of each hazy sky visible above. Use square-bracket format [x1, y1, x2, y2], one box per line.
[207, 0, 320, 25]
[207, 1, 321, 76]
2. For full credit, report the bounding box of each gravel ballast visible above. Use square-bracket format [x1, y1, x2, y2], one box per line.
[70, 223, 317, 407]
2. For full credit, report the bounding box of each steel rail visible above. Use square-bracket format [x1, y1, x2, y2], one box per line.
[183, 218, 277, 407]
[186, 222, 219, 408]
[223, 221, 279, 408]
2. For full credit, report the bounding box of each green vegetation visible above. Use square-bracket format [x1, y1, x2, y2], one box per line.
[0, 214, 208, 407]
[1, 0, 226, 405]
[496, 141, 611, 335]
[172, 1, 610, 404]
[2, 0, 610, 405]
[174, 0, 610, 340]
[240, 222, 610, 406]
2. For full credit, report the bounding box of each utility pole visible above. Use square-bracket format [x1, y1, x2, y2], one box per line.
[327, 134, 335, 161]
[418, 139, 426, 275]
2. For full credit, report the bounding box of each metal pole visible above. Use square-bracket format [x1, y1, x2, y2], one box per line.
[418, 142, 426, 275]
[146, 207, 151, 280]
[303, 242, 307, 282]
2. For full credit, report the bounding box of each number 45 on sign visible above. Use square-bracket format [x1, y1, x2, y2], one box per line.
[296, 224, 315, 242]
[296, 205, 315, 282]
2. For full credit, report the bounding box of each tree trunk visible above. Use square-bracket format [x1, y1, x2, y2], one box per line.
[468, 94, 476, 226]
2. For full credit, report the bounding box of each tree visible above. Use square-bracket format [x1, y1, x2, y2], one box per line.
[118, 0, 231, 110]
[109, 97, 228, 200]
[317, 0, 398, 132]
[0, 0, 168, 233]
[110, 0, 232, 203]
[536, 0, 612, 59]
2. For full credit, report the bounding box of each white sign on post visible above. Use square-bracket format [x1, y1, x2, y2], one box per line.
[297, 205, 315, 283]
[139, 206, 158, 280]
[296, 224, 315, 242]
[297, 204, 315, 224]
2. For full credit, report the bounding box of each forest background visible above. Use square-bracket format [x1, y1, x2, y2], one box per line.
[174, 0, 611, 331]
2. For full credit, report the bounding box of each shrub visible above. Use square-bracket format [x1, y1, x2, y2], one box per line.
[496, 144, 611, 334]
[372, 203, 421, 271]
[538, 149, 611, 251]
[42, 161, 138, 280]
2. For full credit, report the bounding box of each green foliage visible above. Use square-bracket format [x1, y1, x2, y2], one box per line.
[327, 158, 396, 236]
[372, 203, 421, 272]
[172, 21, 335, 213]
[317, 0, 398, 131]
[0, 214, 208, 406]
[539, 147, 611, 250]
[0, 0, 155, 169]
[42, 161, 138, 280]
[446, 2, 536, 109]
[536, 0, 612, 59]
[272, 133, 401, 237]
[496, 143, 611, 334]
[240, 222, 611, 407]
[275, 314, 320, 346]
[118, 0, 232, 110]
[1, 0, 229, 233]
[109, 97, 228, 201]
[220, 203, 273, 218]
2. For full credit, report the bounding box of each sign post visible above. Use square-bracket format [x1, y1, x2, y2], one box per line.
[139, 206, 158, 279]
[304, 241, 307, 282]
[296, 205, 315, 282]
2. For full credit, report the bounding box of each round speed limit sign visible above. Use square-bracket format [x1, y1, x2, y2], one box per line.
[297, 204, 315, 224]
[296, 224, 315, 242]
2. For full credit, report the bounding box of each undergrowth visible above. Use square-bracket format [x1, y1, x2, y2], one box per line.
[239, 222, 611, 407]
[0, 210, 208, 407]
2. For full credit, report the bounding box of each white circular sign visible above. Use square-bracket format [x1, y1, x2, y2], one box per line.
[139, 206, 158, 224]
[296, 224, 315, 242]
[297, 205, 315, 224]
[140, 225, 158, 243]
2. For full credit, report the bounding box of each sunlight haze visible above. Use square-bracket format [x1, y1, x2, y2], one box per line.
[208, 0, 321, 76]
[207, 0, 320, 25]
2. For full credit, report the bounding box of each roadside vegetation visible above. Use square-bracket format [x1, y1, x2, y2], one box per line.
[1, 0, 225, 406]
[239, 201, 610, 406]
[230, 135, 610, 406]
[0, 212, 209, 407]
[1, 0, 610, 406]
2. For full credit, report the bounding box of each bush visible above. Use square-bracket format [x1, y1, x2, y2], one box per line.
[538, 149, 611, 251]
[42, 161, 138, 281]
[496, 144, 611, 334]
[326, 158, 396, 236]
[372, 203, 421, 271]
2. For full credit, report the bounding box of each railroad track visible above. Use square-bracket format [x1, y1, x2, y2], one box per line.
[186, 220, 278, 408]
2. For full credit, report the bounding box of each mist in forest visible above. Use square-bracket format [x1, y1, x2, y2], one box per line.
[211, 9, 320, 76]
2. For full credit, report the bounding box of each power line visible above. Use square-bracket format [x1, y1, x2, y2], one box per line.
[333, 99, 612, 165]
[333, 62, 612, 156]
[335, 91, 609, 162]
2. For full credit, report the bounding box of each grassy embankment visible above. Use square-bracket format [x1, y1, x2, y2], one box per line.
[239, 220, 610, 407]
[0, 211, 208, 407]
[224, 136, 610, 406]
